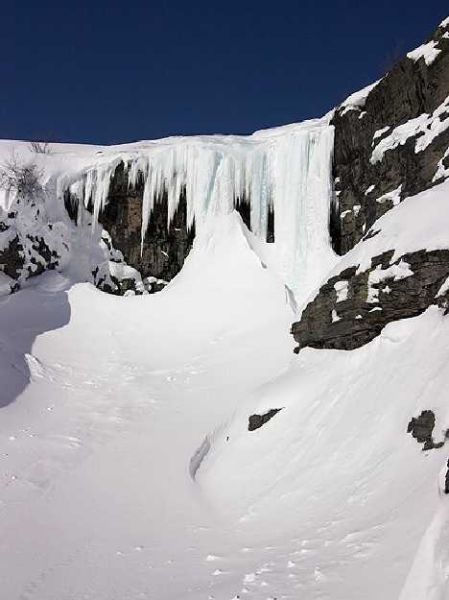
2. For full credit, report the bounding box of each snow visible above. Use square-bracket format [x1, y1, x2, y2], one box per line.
[371, 95, 449, 163]
[1, 105, 449, 599]
[198, 307, 449, 600]
[331, 308, 341, 322]
[324, 178, 449, 278]
[434, 146, 449, 181]
[407, 40, 441, 65]
[334, 279, 349, 302]
[367, 260, 413, 303]
[376, 184, 402, 206]
[437, 275, 449, 297]
[339, 80, 380, 115]
[0, 271, 14, 294]
[0, 212, 297, 600]
[373, 126, 390, 141]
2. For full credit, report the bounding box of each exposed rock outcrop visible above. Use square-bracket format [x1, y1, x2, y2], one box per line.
[65, 161, 195, 290]
[292, 18, 449, 354]
[292, 249, 449, 352]
[331, 18, 449, 254]
[100, 163, 195, 283]
[248, 408, 283, 431]
[407, 410, 445, 451]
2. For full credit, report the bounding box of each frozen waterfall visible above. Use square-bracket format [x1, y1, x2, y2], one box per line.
[60, 117, 337, 304]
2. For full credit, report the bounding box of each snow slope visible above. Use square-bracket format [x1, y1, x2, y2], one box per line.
[1, 194, 449, 599]
[1, 108, 449, 597]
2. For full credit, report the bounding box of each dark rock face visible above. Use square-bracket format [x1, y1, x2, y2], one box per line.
[292, 249, 449, 352]
[68, 161, 275, 294]
[292, 20, 449, 355]
[248, 408, 283, 431]
[99, 163, 196, 283]
[407, 410, 445, 451]
[0, 236, 25, 279]
[331, 19, 449, 254]
[445, 459, 449, 494]
[235, 197, 251, 232]
[235, 196, 275, 243]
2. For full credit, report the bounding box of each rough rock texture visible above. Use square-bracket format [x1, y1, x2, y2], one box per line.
[331, 19, 449, 254]
[292, 249, 449, 352]
[0, 235, 25, 280]
[67, 162, 274, 294]
[407, 410, 445, 451]
[248, 408, 283, 432]
[68, 162, 196, 287]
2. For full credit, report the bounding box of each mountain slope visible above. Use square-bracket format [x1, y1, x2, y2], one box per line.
[0, 14, 449, 600]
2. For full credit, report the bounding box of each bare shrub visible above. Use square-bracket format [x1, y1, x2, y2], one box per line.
[29, 141, 51, 154]
[0, 153, 44, 202]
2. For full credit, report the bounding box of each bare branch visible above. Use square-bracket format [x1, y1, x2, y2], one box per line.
[0, 153, 45, 202]
[29, 141, 51, 154]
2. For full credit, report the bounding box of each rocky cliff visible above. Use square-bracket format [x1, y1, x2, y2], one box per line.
[293, 17, 449, 353]
[330, 17, 449, 254]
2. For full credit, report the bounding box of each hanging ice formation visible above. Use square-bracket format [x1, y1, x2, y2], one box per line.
[59, 117, 336, 302]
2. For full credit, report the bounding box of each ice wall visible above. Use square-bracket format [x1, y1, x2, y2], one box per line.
[59, 118, 336, 304]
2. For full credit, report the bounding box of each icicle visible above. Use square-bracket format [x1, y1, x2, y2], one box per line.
[62, 117, 336, 301]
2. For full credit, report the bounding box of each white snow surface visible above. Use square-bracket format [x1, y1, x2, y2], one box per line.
[334, 279, 349, 302]
[371, 95, 449, 164]
[339, 80, 380, 115]
[407, 40, 441, 65]
[376, 184, 402, 206]
[1, 124, 449, 600]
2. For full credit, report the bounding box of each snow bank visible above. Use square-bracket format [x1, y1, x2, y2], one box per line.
[197, 306, 449, 599]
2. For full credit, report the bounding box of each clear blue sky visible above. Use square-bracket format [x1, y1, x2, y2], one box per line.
[1, 0, 447, 144]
